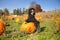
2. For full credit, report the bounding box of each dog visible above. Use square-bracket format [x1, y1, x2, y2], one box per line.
[26, 8, 40, 33]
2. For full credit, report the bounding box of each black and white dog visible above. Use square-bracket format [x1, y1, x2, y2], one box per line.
[26, 8, 40, 32]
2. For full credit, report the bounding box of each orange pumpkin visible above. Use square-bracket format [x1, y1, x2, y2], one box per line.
[23, 15, 28, 20]
[15, 18, 20, 22]
[56, 17, 60, 21]
[20, 22, 36, 33]
[35, 16, 42, 21]
[0, 21, 6, 35]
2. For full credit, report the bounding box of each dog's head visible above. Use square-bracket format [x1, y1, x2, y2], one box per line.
[28, 8, 35, 15]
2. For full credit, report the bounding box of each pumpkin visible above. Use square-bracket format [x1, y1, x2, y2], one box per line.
[20, 22, 36, 33]
[56, 17, 60, 21]
[0, 20, 6, 35]
[15, 18, 20, 22]
[53, 17, 60, 31]
[35, 16, 42, 21]
[23, 15, 28, 20]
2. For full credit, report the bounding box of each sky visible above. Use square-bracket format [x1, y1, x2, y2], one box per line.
[0, 0, 60, 12]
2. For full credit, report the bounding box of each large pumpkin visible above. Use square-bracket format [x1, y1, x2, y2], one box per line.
[0, 21, 6, 35]
[20, 22, 36, 33]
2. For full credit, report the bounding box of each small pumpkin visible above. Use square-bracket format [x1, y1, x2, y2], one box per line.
[15, 18, 20, 22]
[35, 16, 42, 21]
[20, 22, 36, 33]
[23, 15, 28, 20]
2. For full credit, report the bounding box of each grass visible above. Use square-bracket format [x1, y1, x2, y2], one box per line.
[0, 18, 60, 40]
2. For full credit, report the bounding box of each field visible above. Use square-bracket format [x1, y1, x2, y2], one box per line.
[0, 16, 60, 40]
[0, 0, 60, 40]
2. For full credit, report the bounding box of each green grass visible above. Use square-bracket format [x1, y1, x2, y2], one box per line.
[0, 19, 60, 40]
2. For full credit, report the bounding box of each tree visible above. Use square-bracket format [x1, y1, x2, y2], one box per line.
[23, 8, 25, 14]
[17, 9, 20, 15]
[19, 8, 22, 15]
[29, 2, 42, 13]
[24, 9, 28, 14]
[3, 8, 9, 16]
[35, 4, 42, 13]
[13, 9, 17, 15]
[13, 8, 22, 15]
[0, 9, 3, 16]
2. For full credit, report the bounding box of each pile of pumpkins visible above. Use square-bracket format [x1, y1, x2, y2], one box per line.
[0, 19, 6, 35]
[20, 22, 36, 33]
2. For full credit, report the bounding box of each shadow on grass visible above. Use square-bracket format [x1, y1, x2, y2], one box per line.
[40, 27, 46, 32]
